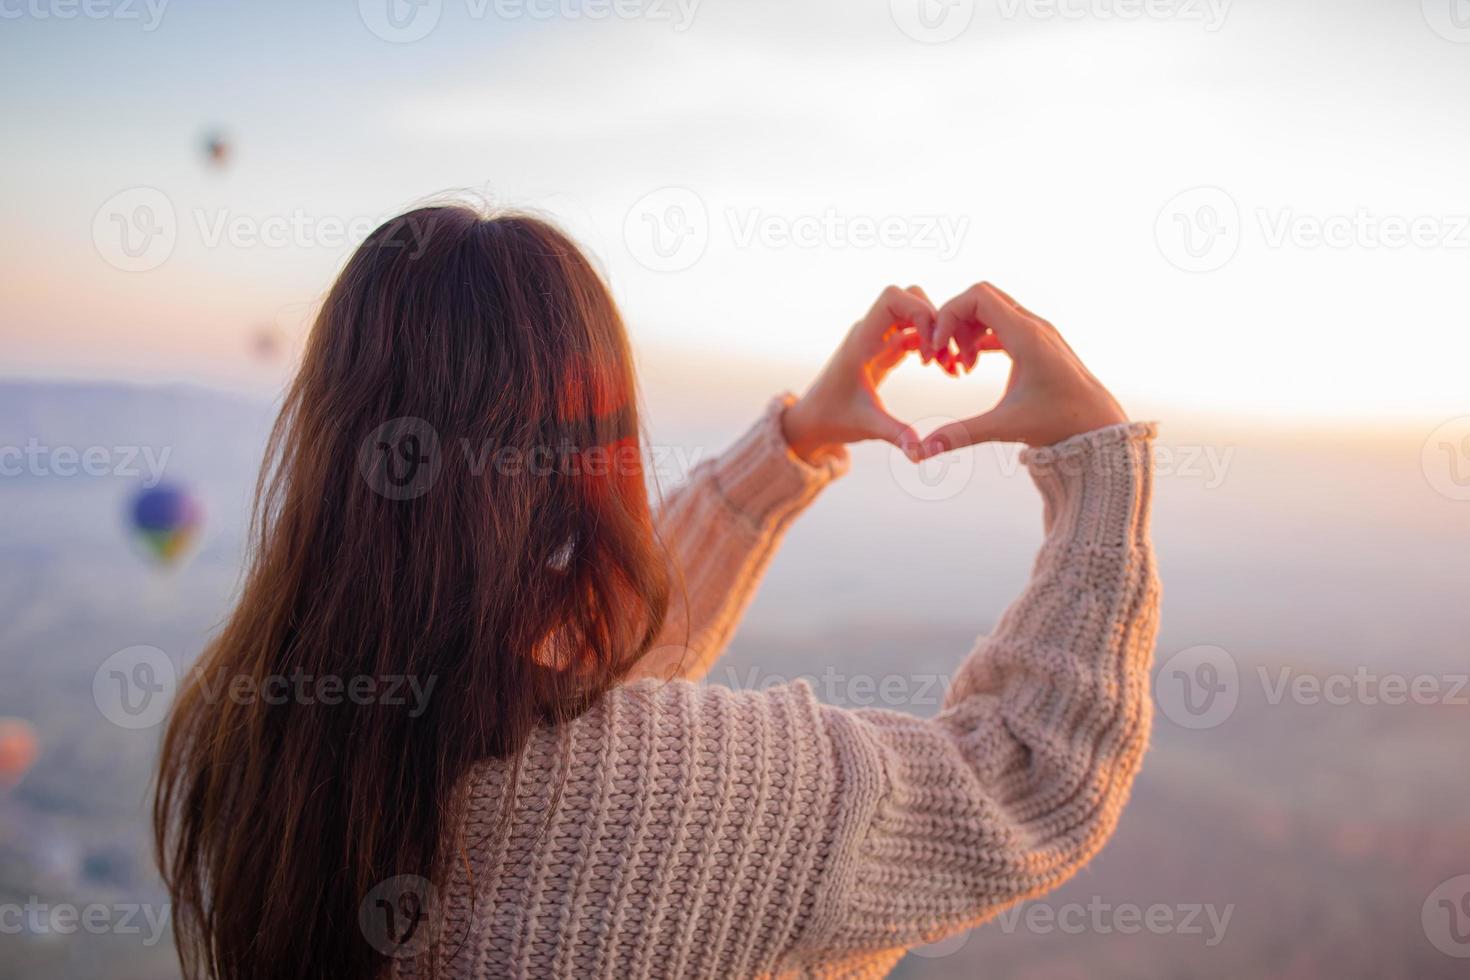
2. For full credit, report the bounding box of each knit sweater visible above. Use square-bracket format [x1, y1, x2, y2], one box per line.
[408, 396, 1160, 980]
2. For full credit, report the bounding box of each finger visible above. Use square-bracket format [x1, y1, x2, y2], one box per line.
[955, 323, 1005, 371]
[982, 283, 1074, 351]
[983, 282, 1036, 320]
[936, 282, 1041, 358]
[935, 347, 959, 376]
[866, 285, 936, 345]
[872, 329, 920, 373]
[906, 286, 936, 359]
[862, 405, 922, 461]
[953, 321, 983, 368]
[878, 322, 920, 344]
[867, 285, 934, 362]
[920, 405, 1019, 458]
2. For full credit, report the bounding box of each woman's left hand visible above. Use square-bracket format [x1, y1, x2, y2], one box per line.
[782, 286, 935, 464]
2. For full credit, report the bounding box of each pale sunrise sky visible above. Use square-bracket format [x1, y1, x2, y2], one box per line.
[3, 0, 1468, 424]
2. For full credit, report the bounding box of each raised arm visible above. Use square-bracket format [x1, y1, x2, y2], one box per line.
[800, 422, 1158, 968]
[629, 286, 937, 682]
[629, 397, 848, 683]
[793, 283, 1160, 967]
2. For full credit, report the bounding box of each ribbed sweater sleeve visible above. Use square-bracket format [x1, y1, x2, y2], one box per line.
[795, 421, 1161, 971]
[630, 394, 850, 683]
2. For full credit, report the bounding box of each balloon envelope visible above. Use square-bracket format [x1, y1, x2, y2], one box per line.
[130, 484, 203, 564]
[202, 131, 231, 168]
[0, 718, 38, 786]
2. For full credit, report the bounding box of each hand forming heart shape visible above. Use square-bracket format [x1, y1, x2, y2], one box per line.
[781, 282, 1128, 463]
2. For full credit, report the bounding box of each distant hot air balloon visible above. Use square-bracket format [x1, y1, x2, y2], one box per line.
[130, 483, 204, 566]
[251, 322, 286, 363]
[202, 130, 231, 169]
[0, 718, 38, 788]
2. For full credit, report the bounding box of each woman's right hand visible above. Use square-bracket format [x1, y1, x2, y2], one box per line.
[782, 286, 934, 464]
[919, 282, 1128, 455]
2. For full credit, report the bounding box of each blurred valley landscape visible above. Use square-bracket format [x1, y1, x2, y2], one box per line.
[0, 378, 1466, 979]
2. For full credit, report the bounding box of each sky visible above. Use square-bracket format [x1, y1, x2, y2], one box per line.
[2, 0, 1469, 426]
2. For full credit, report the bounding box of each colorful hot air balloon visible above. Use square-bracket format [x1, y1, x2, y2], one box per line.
[0, 718, 38, 788]
[130, 484, 204, 565]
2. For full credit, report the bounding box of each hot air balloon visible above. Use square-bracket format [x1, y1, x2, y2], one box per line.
[0, 718, 38, 788]
[251, 322, 286, 363]
[202, 130, 231, 169]
[130, 483, 204, 566]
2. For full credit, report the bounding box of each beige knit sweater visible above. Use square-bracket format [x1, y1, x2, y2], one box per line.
[410, 396, 1160, 979]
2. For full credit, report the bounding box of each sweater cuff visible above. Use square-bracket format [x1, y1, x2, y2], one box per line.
[1022, 422, 1157, 550]
[710, 394, 851, 528]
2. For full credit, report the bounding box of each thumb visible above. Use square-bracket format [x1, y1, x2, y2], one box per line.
[921, 407, 1016, 459]
[861, 405, 922, 461]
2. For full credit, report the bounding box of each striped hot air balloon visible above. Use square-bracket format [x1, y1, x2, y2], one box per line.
[130, 483, 204, 566]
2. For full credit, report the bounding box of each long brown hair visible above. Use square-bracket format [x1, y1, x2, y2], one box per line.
[154, 205, 670, 980]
